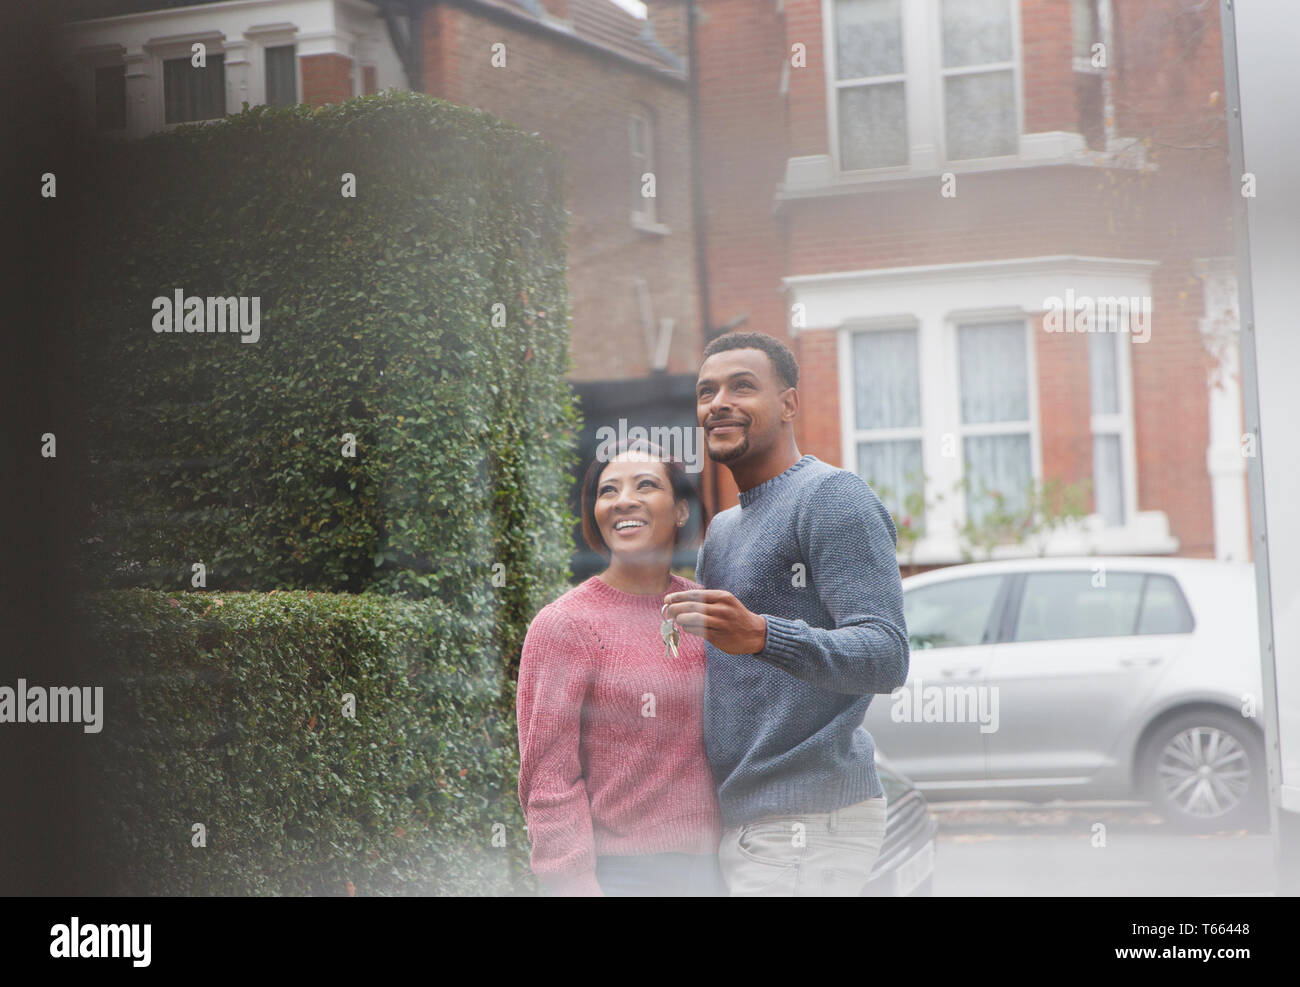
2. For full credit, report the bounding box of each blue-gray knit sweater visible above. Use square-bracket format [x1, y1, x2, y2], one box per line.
[696, 454, 910, 828]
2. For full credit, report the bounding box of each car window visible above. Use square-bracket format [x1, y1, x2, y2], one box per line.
[1013, 571, 1145, 642]
[904, 576, 1003, 650]
[1136, 573, 1194, 634]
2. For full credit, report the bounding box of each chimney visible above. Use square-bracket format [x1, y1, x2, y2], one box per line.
[642, 0, 688, 63]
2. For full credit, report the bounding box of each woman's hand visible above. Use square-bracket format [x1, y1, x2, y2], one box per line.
[662, 589, 768, 656]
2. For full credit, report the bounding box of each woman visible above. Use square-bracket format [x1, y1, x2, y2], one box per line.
[516, 437, 725, 896]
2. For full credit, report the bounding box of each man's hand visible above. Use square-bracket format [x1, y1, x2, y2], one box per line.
[662, 589, 768, 656]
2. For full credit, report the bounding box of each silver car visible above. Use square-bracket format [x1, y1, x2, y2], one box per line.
[864, 557, 1268, 833]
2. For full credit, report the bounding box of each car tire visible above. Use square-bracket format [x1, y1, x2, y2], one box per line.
[1138, 709, 1268, 834]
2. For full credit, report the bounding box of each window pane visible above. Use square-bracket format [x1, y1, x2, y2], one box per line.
[857, 440, 924, 531]
[1072, 0, 1100, 61]
[1092, 433, 1124, 525]
[944, 69, 1016, 159]
[958, 323, 1028, 423]
[835, 0, 903, 79]
[964, 433, 1031, 525]
[630, 116, 652, 214]
[941, 0, 1013, 67]
[94, 64, 126, 131]
[1137, 574, 1194, 635]
[1088, 329, 1119, 414]
[905, 575, 1003, 649]
[852, 329, 919, 429]
[1014, 571, 1145, 642]
[265, 45, 297, 107]
[164, 54, 225, 123]
[838, 83, 908, 169]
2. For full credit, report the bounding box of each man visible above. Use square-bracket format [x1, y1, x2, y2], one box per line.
[662, 331, 909, 896]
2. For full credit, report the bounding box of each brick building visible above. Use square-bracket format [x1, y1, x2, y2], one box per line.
[56, 0, 1247, 572]
[57, 0, 707, 577]
[693, 0, 1248, 569]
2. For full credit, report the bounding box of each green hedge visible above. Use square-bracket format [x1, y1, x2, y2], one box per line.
[79, 588, 536, 896]
[72, 90, 580, 684]
[63, 91, 584, 893]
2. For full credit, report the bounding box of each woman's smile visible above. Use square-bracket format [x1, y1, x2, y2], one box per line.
[611, 517, 650, 537]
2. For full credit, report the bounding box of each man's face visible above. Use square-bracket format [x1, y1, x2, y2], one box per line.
[696, 347, 791, 465]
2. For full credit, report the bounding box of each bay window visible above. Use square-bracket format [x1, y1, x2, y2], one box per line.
[809, 257, 1164, 561]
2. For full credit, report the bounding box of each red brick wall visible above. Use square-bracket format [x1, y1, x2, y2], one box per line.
[300, 53, 353, 107]
[422, 4, 700, 383]
[783, 0, 826, 157]
[1111, 0, 1229, 148]
[696, 0, 1234, 548]
[422, 3, 463, 101]
[644, 0, 689, 61]
[1020, 0, 1077, 133]
[1035, 319, 1095, 507]
[793, 328, 841, 466]
[695, 0, 789, 344]
[1132, 263, 1217, 558]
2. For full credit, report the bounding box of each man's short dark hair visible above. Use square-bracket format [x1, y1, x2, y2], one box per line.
[701, 331, 799, 390]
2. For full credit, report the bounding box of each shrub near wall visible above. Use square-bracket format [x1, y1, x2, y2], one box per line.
[64, 92, 581, 893]
[72, 90, 580, 685]
[78, 588, 534, 896]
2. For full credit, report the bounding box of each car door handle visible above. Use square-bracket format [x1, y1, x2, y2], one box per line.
[940, 667, 982, 678]
[1118, 655, 1163, 668]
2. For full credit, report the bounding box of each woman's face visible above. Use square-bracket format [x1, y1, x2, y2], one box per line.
[594, 451, 687, 561]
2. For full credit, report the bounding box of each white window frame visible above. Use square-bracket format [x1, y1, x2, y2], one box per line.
[1087, 322, 1139, 527]
[629, 109, 655, 223]
[949, 315, 1042, 529]
[246, 24, 301, 110]
[821, 0, 1025, 176]
[825, 0, 910, 173]
[1071, 0, 1105, 74]
[844, 319, 928, 528]
[629, 108, 669, 234]
[261, 42, 299, 107]
[145, 33, 228, 131]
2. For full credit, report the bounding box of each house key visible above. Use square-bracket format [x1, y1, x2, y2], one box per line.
[660, 603, 680, 659]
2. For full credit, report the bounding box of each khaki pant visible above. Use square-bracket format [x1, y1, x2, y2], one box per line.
[718, 795, 888, 896]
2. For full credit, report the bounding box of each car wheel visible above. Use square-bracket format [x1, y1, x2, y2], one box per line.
[1138, 709, 1267, 834]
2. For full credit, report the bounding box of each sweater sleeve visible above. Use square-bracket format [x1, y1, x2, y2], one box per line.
[516, 604, 605, 897]
[751, 470, 911, 695]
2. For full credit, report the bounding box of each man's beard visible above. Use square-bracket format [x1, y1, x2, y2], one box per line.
[707, 429, 751, 463]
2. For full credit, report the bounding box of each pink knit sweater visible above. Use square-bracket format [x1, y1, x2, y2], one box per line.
[516, 573, 722, 896]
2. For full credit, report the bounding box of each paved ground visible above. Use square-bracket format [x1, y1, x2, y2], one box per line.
[926, 801, 1276, 896]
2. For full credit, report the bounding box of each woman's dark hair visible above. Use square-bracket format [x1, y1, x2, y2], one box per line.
[580, 437, 695, 560]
